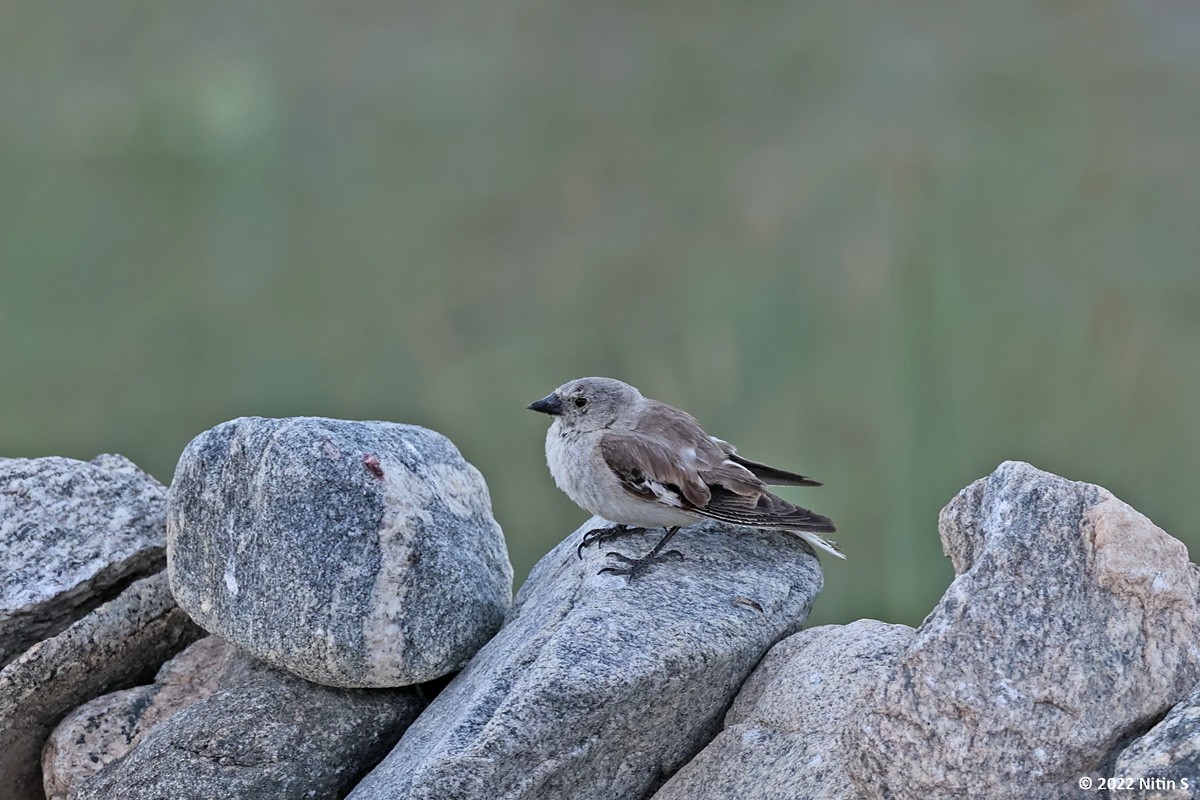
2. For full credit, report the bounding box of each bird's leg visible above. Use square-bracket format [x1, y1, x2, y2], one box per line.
[599, 526, 685, 578]
[577, 524, 647, 559]
[646, 525, 683, 559]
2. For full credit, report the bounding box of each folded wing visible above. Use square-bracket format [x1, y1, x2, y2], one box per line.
[600, 425, 836, 535]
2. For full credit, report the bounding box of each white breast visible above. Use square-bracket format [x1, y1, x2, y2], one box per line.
[543, 423, 699, 528]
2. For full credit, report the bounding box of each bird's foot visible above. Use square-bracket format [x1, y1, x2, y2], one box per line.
[577, 525, 647, 559]
[597, 549, 684, 579]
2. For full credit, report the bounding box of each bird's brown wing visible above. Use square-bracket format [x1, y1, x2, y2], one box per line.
[599, 430, 714, 508]
[693, 485, 836, 533]
[629, 402, 760, 491]
[635, 402, 823, 486]
[709, 436, 823, 486]
[724, 452, 823, 487]
[600, 425, 835, 534]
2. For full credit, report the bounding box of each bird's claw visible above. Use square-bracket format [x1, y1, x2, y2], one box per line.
[597, 549, 684, 578]
[576, 525, 646, 559]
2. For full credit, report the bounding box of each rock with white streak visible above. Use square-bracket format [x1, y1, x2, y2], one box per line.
[653, 620, 914, 800]
[167, 417, 513, 688]
[347, 518, 825, 800]
[0, 454, 168, 667]
[42, 636, 240, 800]
[847, 461, 1200, 799]
[0, 572, 203, 800]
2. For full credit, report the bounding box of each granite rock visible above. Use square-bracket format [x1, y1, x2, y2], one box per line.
[848, 461, 1200, 799]
[0, 571, 203, 800]
[42, 636, 239, 800]
[348, 517, 825, 800]
[167, 416, 513, 688]
[0, 454, 167, 667]
[653, 620, 914, 800]
[74, 656, 426, 800]
[1110, 678, 1200, 799]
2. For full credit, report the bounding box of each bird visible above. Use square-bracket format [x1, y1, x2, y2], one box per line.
[527, 376, 841, 577]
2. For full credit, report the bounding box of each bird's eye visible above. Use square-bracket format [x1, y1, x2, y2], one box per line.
[574, 397, 588, 408]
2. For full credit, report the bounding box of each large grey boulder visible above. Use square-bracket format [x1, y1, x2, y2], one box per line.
[348, 518, 825, 800]
[848, 461, 1200, 799]
[0, 571, 203, 800]
[0, 454, 167, 667]
[167, 416, 513, 688]
[1110, 679, 1200, 799]
[653, 620, 914, 800]
[73, 652, 427, 800]
[42, 636, 240, 800]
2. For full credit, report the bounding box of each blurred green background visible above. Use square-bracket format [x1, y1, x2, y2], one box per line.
[4, 1, 1199, 627]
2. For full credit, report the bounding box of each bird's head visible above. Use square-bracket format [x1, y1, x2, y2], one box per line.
[527, 376, 642, 432]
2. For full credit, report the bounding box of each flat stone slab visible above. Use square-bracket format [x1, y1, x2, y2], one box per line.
[0, 454, 167, 667]
[0, 571, 203, 800]
[167, 416, 513, 688]
[348, 517, 825, 800]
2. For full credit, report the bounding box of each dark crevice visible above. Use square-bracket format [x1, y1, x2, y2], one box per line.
[1, 552, 167, 670]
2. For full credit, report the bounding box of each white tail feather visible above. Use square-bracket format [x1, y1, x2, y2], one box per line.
[791, 529, 846, 559]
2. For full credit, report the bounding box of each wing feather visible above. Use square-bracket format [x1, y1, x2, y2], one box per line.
[600, 432, 711, 507]
[600, 425, 835, 535]
[710, 436, 823, 486]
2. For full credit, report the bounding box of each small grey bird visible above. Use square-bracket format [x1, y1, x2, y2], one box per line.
[527, 377, 841, 576]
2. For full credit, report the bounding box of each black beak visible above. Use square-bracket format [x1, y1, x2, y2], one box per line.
[527, 393, 564, 416]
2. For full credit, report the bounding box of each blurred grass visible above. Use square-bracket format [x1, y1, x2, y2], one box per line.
[3, 1, 1200, 627]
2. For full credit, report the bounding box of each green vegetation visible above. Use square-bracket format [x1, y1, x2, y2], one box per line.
[4, 1, 1199, 626]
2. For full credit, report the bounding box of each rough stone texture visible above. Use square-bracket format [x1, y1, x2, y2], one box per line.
[168, 416, 512, 689]
[653, 620, 914, 800]
[348, 517, 824, 800]
[74, 657, 427, 800]
[42, 636, 239, 800]
[1110, 679, 1200, 799]
[0, 571, 203, 800]
[848, 461, 1200, 799]
[0, 454, 167, 667]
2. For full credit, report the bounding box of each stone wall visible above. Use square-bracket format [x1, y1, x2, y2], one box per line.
[3, 427, 1197, 799]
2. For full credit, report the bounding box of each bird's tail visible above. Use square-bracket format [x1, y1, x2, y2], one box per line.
[789, 529, 846, 560]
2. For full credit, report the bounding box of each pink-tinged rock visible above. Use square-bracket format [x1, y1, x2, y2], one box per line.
[849, 461, 1200, 800]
